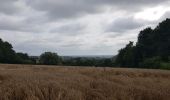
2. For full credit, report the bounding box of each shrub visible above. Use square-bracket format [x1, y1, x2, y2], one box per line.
[160, 62, 170, 70]
[139, 57, 162, 69]
[39, 52, 61, 65]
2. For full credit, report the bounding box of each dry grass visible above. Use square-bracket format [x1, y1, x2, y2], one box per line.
[0, 64, 169, 100]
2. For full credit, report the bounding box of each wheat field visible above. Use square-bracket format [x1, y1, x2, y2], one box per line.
[0, 64, 169, 100]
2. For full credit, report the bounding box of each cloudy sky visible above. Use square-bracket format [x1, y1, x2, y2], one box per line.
[0, 0, 170, 56]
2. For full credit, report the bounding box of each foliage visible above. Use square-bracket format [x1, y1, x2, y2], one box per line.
[160, 62, 170, 70]
[139, 57, 162, 69]
[39, 52, 61, 65]
[115, 41, 135, 67]
[0, 38, 33, 64]
[62, 57, 114, 67]
[115, 18, 170, 69]
[0, 39, 18, 63]
[1, 18, 170, 69]
[16, 52, 33, 64]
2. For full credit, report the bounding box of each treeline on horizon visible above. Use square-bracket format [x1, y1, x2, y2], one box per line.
[0, 36, 114, 67]
[0, 19, 170, 69]
[116, 18, 170, 69]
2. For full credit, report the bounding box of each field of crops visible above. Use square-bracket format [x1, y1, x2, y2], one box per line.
[0, 64, 170, 100]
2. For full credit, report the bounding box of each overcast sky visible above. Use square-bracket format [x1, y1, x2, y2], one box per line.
[0, 0, 170, 56]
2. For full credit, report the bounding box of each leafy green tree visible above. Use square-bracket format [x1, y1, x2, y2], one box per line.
[39, 52, 61, 65]
[137, 27, 154, 58]
[153, 19, 170, 61]
[115, 18, 170, 69]
[139, 56, 162, 69]
[16, 53, 33, 64]
[0, 39, 18, 63]
[115, 41, 135, 67]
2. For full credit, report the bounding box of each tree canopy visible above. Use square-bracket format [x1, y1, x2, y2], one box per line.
[39, 52, 61, 65]
[115, 18, 170, 69]
[0, 39, 33, 64]
[0, 18, 170, 69]
[0, 39, 18, 63]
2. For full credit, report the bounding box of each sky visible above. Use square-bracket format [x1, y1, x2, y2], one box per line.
[0, 0, 170, 56]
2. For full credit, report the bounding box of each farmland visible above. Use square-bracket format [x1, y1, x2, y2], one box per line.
[0, 64, 170, 100]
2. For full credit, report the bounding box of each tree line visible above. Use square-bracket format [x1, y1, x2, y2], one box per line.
[115, 18, 170, 69]
[0, 39, 114, 67]
[62, 57, 114, 67]
[0, 38, 33, 64]
[0, 18, 170, 69]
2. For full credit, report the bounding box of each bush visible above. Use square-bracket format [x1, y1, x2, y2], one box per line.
[139, 57, 162, 69]
[16, 53, 33, 64]
[160, 62, 170, 70]
[39, 52, 61, 65]
[140, 57, 170, 69]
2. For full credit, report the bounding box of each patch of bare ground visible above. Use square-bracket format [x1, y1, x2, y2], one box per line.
[0, 64, 170, 100]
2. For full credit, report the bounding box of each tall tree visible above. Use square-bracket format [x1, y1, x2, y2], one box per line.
[115, 41, 135, 67]
[0, 39, 18, 63]
[115, 18, 170, 68]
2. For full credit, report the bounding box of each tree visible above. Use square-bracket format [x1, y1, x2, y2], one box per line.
[153, 19, 170, 61]
[137, 27, 154, 58]
[39, 52, 61, 65]
[139, 56, 162, 69]
[0, 38, 18, 63]
[16, 53, 33, 64]
[115, 18, 170, 69]
[115, 41, 135, 67]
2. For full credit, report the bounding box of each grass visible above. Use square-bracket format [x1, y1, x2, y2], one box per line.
[0, 64, 170, 100]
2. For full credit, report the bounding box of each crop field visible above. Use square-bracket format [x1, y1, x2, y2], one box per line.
[0, 64, 170, 100]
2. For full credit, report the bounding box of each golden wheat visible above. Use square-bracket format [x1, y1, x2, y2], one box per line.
[0, 64, 169, 100]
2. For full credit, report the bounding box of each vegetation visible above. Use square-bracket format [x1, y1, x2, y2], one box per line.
[0, 18, 170, 100]
[0, 39, 17, 63]
[0, 38, 115, 66]
[16, 52, 34, 64]
[0, 64, 170, 100]
[0, 39, 32, 64]
[39, 52, 61, 65]
[0, 19, 170, 69]
[115, 18, 170, 69]
[0, 37, 115, 66]
[62, 57, 114, 67]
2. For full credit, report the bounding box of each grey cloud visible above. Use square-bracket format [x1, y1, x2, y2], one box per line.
[25, 0, 169, 20]
[50, 23, 85, 35]
[0, 14, 48, 33]
[0, 17, 20, 31]
[106, 17, 144, 33]
[59, 42, 84, 48]
[0, 0, 21, 14]
[0, 0, 169, 56]
[25, 0, 100, 20]
[13, 36, 84, 56]
[159, 11, 170, 21]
